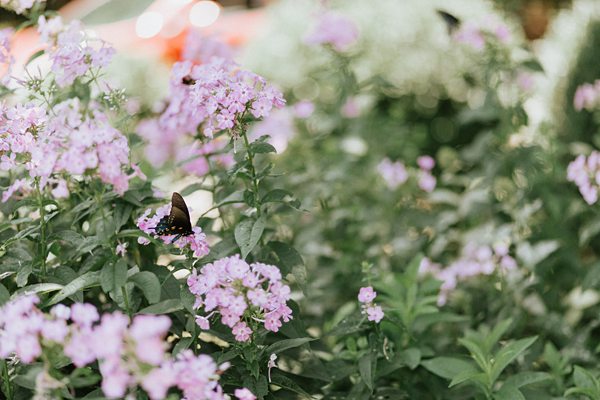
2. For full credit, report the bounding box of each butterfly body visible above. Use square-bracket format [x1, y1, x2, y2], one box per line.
[154, 192, 193, 243]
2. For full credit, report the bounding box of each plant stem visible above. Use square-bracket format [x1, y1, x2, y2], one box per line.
[122, 286, 132, 318]
[1, 359, 13, 400]
[36, 181, 47, 276]
[240, 127, 261, 216]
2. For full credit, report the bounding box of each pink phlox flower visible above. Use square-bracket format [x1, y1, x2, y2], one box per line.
[305, 11, 359, 51]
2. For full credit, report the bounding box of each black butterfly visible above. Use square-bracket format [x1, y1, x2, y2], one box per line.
[153, 192, 193, 243]
[436, 9, 461, 35]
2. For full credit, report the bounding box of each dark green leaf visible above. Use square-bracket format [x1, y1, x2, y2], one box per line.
[129, 271, 161, 304]
[234, 217, 266, 259]
[264, 337, 315, 355]
[100, 259, 127, 293]
[421, 357, 477, 380]
[250, 141, 277, 154]
[139, 299, 183, 314]
[47, 271, 101, 306]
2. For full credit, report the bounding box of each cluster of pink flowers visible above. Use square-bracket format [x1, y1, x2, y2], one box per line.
[187, 254, 293, 341]
[573, 80, 600, 111]
[0, 0, 44, 14]
[377, 158, 408, 190]
[419, 242, 517, 305]
[567, 151, 600, 204]
[305, 11, 359, 52]
[377, 155, 436, 192]
[1, 98, 135, 201]
[357, 286, 384, 323]
[37, 16, 115, 87]
[417, 155, 436, 192]
[158, 58, 284, 139]
[454, 18, 511, 51]
[136, 201, 210, 257]
[0, 295, 253, 400]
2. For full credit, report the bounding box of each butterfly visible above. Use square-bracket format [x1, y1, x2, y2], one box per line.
[436, 9, 461, 35]
[153, 192, 193, 243]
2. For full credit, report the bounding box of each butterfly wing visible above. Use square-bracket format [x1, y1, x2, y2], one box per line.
[171, 192, 191, 222]
[436, 9, 461, 35]
[154, 192, 193, 236]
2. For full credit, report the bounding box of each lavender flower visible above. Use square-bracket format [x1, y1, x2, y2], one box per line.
[567, 152, 600, 204]
[0, 296, 238, 400]
[187, 255, 293, 341]
[305, 11, 359, 52]
[357, 286, 384, 323]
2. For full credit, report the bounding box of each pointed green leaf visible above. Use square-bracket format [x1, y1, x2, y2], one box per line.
[234, 217, 266, 259]
[100, 259, 127, 293]
[129, 271, 161, 304]
[47, 271, 101, 306]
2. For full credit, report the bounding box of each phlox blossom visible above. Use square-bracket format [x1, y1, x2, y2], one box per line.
[357, 286, 384, 324]
[187, 255, 293, 341]
[305, 11, 359, 52]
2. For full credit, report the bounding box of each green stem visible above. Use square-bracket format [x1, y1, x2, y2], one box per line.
[1, 359, 13, 400]
[122, 286, 132, 318]
[37, 181, 47, 276]
[240, 127, 261, 216]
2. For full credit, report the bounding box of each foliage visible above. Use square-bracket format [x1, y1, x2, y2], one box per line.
[1, 0, 600, 399]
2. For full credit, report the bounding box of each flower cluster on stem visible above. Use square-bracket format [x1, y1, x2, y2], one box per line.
[0, 295, 253, 400]
[357, 286, 384, 323]
[187, 254, 293, 341]
[567, 151, 600, 205]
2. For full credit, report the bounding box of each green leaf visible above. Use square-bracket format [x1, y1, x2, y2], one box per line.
[490, 336, 537, 383]
[573, 366, 599, 390]
[269, 371, 313, 397]
[264, 337, 315, 355]
[129, 271, 161, 304]
[503, 371, 551, 389]
[449, 370, 486, 388]
[399, 348, 421, 370]
[521, 59, 544, 73]
[250, 141, 277, 154]
[113, 204, 133, 230]
[485, 319, 513, 353]
[0, 283, 9, 305]
[172, 337, 193, 356]
[359, 352, 375, 391]
[459, 337, 489, 372]
[180, 183, 207, 196]
[234, 217, 266, 259]
[495, 384, 525, 400]
[268, 241, 304, 275]
[421, 357, 477, 380]
[81, 0, 154, 25]
[15, 264, 32, 287]
[100, 259, 127, 293]
[180, 285, 196, 312]
[47, 271, 101, 306]
[13, 283, 64, 298]
[139, 299, 183, 314]
[261, 189, 294, 204]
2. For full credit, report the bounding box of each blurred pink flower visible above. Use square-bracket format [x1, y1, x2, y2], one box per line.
[235, 388, 257, 400]
[305, 11, 359, 52]
[377, 158, 408, 190]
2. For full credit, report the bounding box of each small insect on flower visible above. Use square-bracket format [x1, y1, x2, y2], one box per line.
[153, 192, 194, 243]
